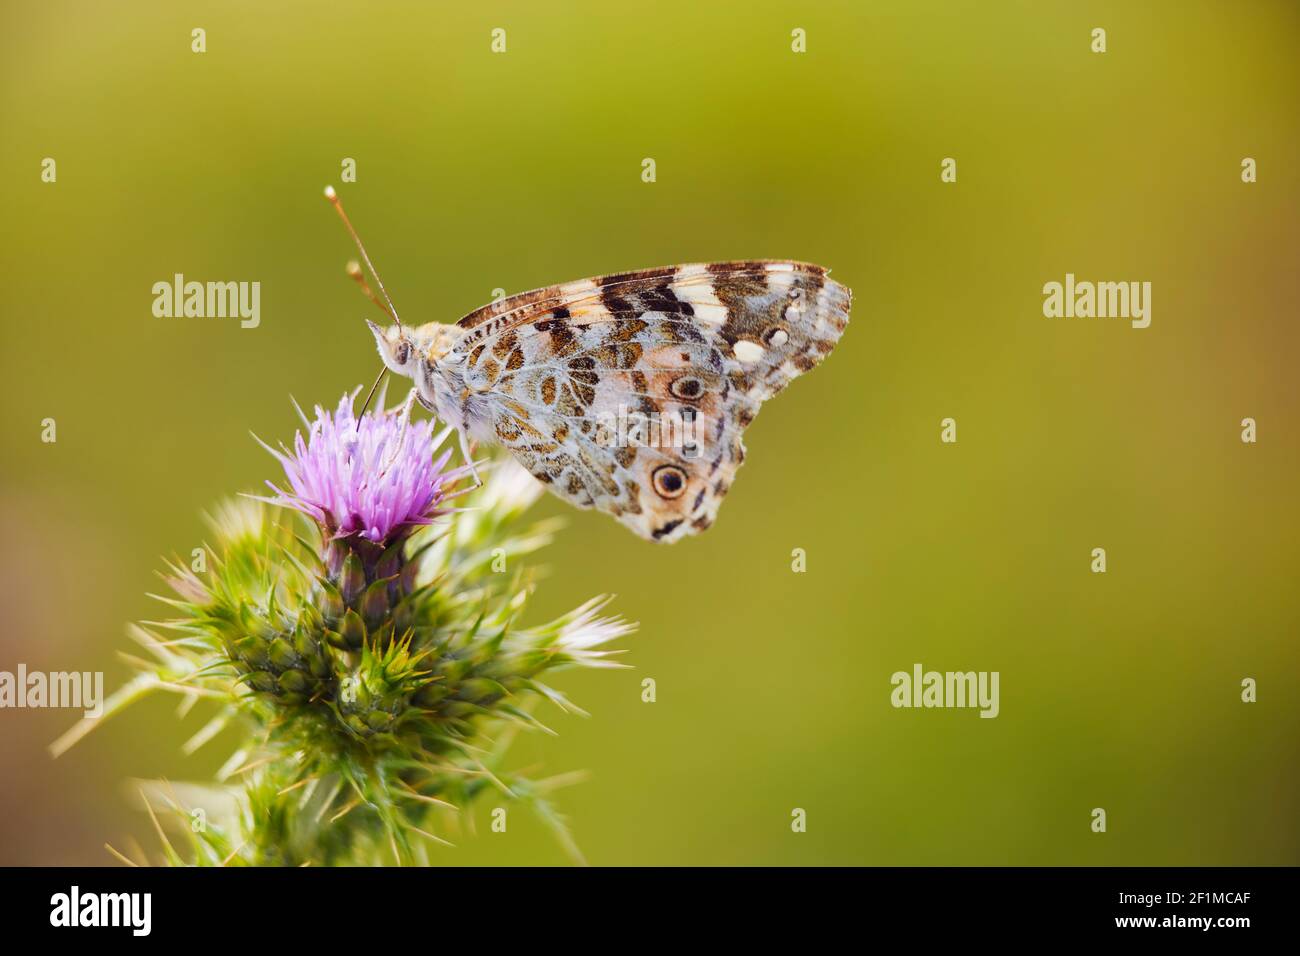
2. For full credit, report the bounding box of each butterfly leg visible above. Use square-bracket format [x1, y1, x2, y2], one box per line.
[403, 388, 480, 488]
[394, 387, 418, 442]
[377, 388, 420, 478]
[458, 427, 482, 489]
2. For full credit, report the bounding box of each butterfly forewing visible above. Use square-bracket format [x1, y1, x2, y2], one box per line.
[450, 262, 851, 542]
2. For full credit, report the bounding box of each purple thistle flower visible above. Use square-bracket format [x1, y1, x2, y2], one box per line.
[261, 393, 459, 545]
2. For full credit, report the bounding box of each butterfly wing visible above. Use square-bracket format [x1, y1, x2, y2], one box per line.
[450, 262, 851, 542]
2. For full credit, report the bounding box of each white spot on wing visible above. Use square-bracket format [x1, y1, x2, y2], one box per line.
[564, 278, 612, 323]
[691, 303, 729, 326]
[672, 277, 729, 326]
[766, 270, 796, 294]
[734, 340, 765, 363]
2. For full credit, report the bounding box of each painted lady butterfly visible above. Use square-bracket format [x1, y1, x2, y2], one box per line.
[327, 189, 851, 542]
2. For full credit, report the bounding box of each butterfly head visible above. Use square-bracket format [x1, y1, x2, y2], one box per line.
[368, 320, 464, 376]
[368, 320, 415, 374]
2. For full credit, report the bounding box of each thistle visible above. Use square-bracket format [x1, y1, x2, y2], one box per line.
[53, 391, 632, 866]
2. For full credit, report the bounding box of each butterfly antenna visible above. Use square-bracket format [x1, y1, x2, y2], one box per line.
[324, 185, 402, 328]
[346, 261, 397, 322]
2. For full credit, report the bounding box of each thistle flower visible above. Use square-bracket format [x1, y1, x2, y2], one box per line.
[262, 393, 458, 545]
[260, 394, 469, 653]
[54, 392, 633, 866]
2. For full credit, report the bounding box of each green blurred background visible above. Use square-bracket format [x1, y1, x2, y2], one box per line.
[1, 1, 1296, 865]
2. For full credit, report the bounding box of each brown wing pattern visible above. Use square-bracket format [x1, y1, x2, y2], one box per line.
[450, 262, 851, 542]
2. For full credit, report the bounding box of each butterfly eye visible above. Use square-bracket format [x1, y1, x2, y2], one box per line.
[652, 465, 688, 499]
[394, 342, 411, 365]
[669, 376, 704, 401]
[763, 326, 789, 348]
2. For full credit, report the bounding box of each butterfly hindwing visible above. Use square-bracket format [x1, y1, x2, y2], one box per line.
[450, 262, 851, 542]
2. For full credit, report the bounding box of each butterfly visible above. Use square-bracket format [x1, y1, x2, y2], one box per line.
[325, 187, 851, 543]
